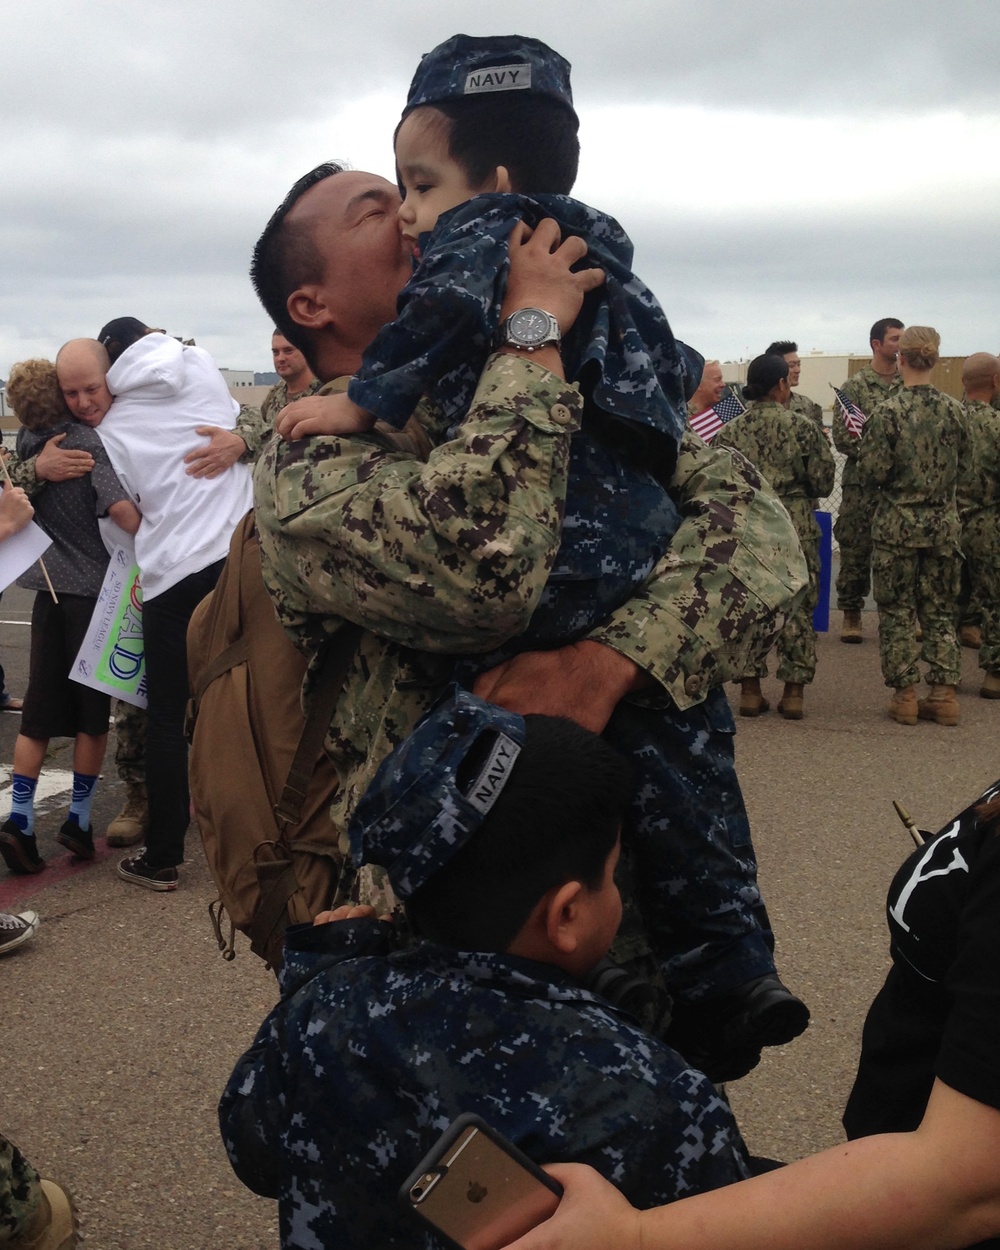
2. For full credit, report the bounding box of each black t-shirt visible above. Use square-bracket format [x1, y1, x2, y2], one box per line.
[844, 781, 1000, 1247]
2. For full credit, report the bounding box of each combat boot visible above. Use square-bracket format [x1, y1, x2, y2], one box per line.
[738, 678, 769, 717]
[840, 610, 863, 643]
[917, 684, 959, 727]
[9, 1179, 79, 1249]
[777, 682, 805, 720]
[888, 686, 918, 725]
[959, 624, 983, 649]
[106, 786, 147, 848]
[981, 673, 1000, 699]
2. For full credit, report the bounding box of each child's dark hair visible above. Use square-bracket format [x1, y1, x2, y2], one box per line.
[405, 95, 579, 195]
[406, 714, 632, 952]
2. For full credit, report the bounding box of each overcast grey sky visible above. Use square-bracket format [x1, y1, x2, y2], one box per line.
[3, 0, 999, 376]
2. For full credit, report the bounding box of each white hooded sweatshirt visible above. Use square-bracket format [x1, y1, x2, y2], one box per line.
[100, 333, 253, 600]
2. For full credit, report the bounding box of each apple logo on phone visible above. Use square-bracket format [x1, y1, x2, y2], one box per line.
[467, 1181, 488, 1204]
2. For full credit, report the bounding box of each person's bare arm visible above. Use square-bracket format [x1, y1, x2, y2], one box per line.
[504, 1080, 1000, 1250]
[107, 499, 142, 535]
[184, 427, 248, 479]
[6, 433, 96, 494]
[0, 486, 34, 541]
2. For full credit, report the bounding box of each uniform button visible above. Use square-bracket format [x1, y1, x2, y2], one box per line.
[684, 674, 703, 696]
[549, 403, 573, 426]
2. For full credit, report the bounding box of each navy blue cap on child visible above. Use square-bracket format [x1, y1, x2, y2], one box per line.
[403, 33, 576, 120]
[349, 690, 526, 899]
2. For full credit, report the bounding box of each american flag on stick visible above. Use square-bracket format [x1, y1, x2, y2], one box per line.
[831, 385, 867, 439]
[688, 389, 746, 443]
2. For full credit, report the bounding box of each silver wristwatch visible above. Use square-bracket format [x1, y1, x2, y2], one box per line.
[496, 307, 562, 351]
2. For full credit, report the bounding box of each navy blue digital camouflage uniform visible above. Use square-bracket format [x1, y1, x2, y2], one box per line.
[346, 182, 774, 1000]
[220, 917, 750, 1250]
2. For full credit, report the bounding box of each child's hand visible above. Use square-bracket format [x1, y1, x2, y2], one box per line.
[276, 393, 376, 441]
[502, 219, 605, 340]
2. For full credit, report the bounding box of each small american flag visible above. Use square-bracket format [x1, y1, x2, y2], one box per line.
[832, 386, 866, 439]
[689, 389, 746, 443]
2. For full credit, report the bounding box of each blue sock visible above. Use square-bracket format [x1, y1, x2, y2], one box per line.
[7, 774, 38, 835]
[68, 773, 99, 830]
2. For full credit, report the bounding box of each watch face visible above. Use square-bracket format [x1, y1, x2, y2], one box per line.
[509, 308, 554, 345]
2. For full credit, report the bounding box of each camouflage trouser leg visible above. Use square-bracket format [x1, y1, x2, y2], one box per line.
[834, 483, 873, 611]
[956, 542, 980, 629]
[775, 533, 820, 684]
[872, 544, 961, 687]
[964, 540, 1000, 676]
[0, 1134, 41, 1244]
[114, 699, 146, 792]
[606, 687, 775, 1004]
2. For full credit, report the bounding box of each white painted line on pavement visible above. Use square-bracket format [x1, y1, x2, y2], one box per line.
[0, 767, 75, 803]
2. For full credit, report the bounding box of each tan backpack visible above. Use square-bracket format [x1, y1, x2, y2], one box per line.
[186, 511, 360, 970]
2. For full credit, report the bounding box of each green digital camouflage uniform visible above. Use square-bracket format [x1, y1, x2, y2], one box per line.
[254, 353, 807, 912]
[715, 400, 835, 683]
[2, 456, 40, 494]
[789, 390, 825, 431]
[958, 399, 1000, 677]
[0, 1133, 40, 1243]
[858, 384, 966, 688]
[261, 379, 322, 429]
[231, 401, 271, 465]
[233, 380, 323, 464]
[833, 365, 903, 610]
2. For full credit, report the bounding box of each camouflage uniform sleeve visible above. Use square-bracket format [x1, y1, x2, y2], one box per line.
[2, 451, 41, 494]
[233, 403, 267, 464]
[253, 353, 582, 654]
[802, 416, 836, 499]
[584, 430, 808, 709]
[219, 918, 389, 1197]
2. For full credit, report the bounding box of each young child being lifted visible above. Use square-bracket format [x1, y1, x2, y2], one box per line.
[274, 33, 810, 1081]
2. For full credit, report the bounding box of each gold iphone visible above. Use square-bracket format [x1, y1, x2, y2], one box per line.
[399, 1113, 563, 1250]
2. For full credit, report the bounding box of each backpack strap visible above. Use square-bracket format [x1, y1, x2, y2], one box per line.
[273, 621, 363, 831]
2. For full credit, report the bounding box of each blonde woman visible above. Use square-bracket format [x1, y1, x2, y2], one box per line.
[857, 327, 966, 726]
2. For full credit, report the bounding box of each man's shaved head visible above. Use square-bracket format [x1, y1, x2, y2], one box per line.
[56, 338, 113, 427]
[56, 337, 109, 373]
[962, 352, 1000, 389]
[963, 352, 1000, 400]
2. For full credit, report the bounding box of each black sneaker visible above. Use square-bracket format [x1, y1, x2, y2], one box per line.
[0, 910, 40, 955]
[56, 820, 96, 860]
[117, 850, 178, 892]
[0, 821, 45, 875]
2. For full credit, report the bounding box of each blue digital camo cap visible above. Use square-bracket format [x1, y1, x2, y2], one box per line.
[349, 689, 527, 899]
[403, 33, 576, 120]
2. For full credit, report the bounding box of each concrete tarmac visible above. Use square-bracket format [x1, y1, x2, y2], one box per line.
[1, 586, 997, 1248]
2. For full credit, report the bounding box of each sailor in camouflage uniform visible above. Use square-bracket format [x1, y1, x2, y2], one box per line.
[715, 355, 835, 720]
[250, 38, 810, 1077]
[834, 319, 904, 642]
[259, 332, 321, 433]
[765, 341, 826, 433]
[220, 693, 751, 1250]
[957, 353, 1000, 700]
[858, 326, 966, 725]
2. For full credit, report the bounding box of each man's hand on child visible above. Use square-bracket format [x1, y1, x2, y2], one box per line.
[502, 219, 605, 339]
[276, 393, 376, 441]
[313, 905, 378, 926]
